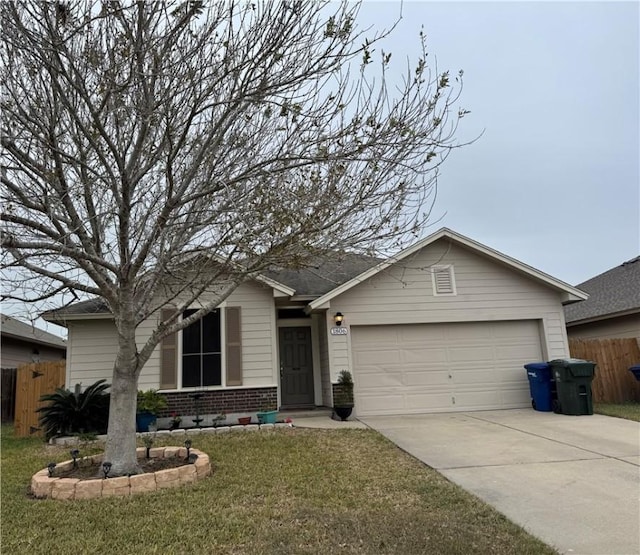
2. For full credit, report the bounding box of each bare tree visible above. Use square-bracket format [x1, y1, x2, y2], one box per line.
[1, 1, 469, 475]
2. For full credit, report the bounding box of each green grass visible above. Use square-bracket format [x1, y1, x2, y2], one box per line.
[595, 402, 640, 421]
[1, 425, 556, 554]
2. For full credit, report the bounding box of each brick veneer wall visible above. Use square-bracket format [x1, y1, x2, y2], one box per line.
[158, 387, 277, 417]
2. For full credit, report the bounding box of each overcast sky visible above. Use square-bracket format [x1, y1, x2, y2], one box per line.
[357, 0, 639, 285]
[4, 1, 639, 337]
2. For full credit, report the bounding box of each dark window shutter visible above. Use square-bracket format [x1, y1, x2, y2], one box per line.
[160, 308, 178, 389]
[225, 307, 242, 386]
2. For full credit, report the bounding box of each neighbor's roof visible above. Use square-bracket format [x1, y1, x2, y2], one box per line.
[564, 256, 640, 325]
[0, 314, 66, 348]
[309, 227, 589, 310]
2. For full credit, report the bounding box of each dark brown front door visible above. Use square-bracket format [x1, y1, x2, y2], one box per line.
[279, 327, 314, 407]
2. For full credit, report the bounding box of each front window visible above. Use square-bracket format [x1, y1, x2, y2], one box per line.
[182, 309, 221, 387]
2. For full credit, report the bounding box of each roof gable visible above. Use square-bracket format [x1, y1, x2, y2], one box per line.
[309, 228, 588, 310]
[564, 256, 640, 324]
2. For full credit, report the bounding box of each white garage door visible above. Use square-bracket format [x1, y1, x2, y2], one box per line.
[351, 321, 543, 416]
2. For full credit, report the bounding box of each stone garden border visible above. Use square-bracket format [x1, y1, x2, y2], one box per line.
[31, 447, 211, 500]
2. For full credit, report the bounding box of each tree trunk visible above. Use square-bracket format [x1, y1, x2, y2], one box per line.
[102, 339, 141, 476]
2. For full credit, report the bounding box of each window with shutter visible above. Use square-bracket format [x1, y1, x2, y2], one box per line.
[431, 265, 456, 296]
[182, 309, 222, 387]
[167, 306, 242, 389]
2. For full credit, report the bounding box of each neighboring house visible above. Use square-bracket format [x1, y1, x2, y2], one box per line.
[564, 256, 640, 341]
[0, 314, 67, 368]
[42, 228, 587, 418]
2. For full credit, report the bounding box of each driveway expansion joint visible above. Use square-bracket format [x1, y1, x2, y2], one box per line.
[466, 413, 616, 460]
[439, 456, 605, 471]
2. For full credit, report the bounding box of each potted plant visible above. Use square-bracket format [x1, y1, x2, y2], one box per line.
[257, 404, 278, 424]
[333, 370, 354, 421]
[136, 389, 168, 432]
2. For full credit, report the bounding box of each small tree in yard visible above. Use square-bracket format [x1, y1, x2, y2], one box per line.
[1, 1, 469, 475]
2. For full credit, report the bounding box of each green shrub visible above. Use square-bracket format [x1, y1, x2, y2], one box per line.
[136, 389, 168, 415]
[38, 379, 110, 439]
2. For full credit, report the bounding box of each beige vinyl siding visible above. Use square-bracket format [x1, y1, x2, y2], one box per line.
[329, 316, 350, 384]
[567, 313, 640, 340]
[164, 280, 278, 387]
[310, 313, 323, 406]
[317, 311, 332, 406]
[327, 240, 569, 379]
[66, 320, 118, 389]
[66, 319, 158, 390]
[222, 281, 277, 386]
[65, 280, 278, 390]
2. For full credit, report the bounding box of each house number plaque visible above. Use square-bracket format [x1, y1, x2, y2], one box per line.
[330, 327, 348, 335]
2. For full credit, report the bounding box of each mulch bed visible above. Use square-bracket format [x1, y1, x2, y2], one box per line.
[52, 456, 188, 480]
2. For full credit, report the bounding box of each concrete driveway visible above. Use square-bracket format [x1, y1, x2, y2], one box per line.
[361, 409, 640, 555]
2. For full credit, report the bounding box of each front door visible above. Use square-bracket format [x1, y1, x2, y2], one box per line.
[279, 327, 314, 407]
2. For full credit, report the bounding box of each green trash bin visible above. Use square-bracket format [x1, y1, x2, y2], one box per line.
[549, 358, 596, 415]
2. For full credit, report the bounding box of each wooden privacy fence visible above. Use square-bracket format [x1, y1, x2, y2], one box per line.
[1, 367, 18, 423]
[569, 338, 640, 403]
[14, 360, 66, 437]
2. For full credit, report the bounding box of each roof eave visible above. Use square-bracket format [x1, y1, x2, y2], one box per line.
[42, 312, 113, 325]
[561, 292, 590, 305]
[255, 275, 295, 297]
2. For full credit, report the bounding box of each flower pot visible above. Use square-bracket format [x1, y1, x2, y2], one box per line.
[136, 411, 157, 433]
[238, 416, 252, 425]
[257, 410, 278, 424]
[334, 406, 353, 421]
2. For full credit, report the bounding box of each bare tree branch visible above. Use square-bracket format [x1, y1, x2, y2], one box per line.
[0, 0, 471, 474]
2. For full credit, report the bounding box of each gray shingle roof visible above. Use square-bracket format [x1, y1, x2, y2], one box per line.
[564, 256, 640, 324]
[0, 314, 67, 348]
[41, 298, 110, 319]
[264, 253, 381, 297]
[42, 253, 380, 319]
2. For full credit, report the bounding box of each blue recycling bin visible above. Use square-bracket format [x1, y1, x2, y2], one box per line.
[524, 362, 554, 411]
[629, 365, 640, 381]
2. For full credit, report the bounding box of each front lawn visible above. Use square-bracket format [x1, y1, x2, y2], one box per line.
[1, 426, 555, 554]
[595, 402, 640, 421]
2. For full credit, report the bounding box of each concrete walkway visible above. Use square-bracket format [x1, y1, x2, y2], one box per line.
[282, 409, 367, 429]
[362, 409, 640, 555]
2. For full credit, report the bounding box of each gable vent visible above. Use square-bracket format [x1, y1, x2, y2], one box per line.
[431, 265, 456, 296]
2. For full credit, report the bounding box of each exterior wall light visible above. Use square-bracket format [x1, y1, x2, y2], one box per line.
[334, 312, 344, 326]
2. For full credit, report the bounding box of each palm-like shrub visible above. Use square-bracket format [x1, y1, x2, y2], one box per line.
[334, 370, 354, 407]
[38, 379, 110, 439]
